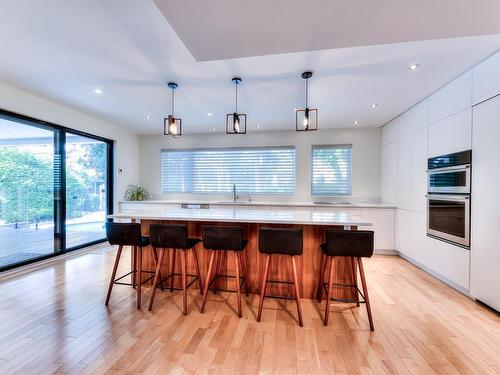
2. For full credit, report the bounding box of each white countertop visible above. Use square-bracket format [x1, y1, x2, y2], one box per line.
[108, 208, 372, 227]
[119, 200, 396, 209]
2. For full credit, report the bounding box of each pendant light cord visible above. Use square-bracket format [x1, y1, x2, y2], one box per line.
[171, 87, 175, 117]
[305, 77, 309, 109]
[235, 82, 238, 113]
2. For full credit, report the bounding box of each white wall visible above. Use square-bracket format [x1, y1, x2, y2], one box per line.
[381, 49, 500, 293]
[0, 82, 140, 209]
[140, 127, 382, 202]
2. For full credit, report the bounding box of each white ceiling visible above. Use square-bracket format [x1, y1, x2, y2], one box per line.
[155, 0, 500, 61]
[0, 1, 500, 135]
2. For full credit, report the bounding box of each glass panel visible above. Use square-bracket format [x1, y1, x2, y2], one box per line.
[0, 118, 55, 268]
[428, 199, 466, 238]
[65, 133, 108, 248]
[429, 171, 467, 188]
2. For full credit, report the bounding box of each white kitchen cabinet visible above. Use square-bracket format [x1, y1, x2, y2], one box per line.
[399, 99, 428, 137]
[397, 209, 426, 265]
[411, 127, 428, 213]
[381, 141, 398, 204]
[470, 95, 500, 311]
[428, 71, 472, 124]
[382, 117, 400, 145]
[472, 50, 500, 105]
[397, 135, 412, 210]
[428, 108, 472, 157]
[426, 237, 470, 290]
[360, 208, 395, 250]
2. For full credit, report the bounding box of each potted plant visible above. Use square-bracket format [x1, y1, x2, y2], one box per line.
[124, 185, 151, 201]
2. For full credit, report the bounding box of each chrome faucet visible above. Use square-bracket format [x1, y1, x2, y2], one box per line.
[233, 183, 239, 202]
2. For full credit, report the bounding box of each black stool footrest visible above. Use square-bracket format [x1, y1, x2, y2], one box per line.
[113, 270, 155, 287]
[322, 282, 367, 304]
[208, 274, 246, 294]
[158, 272, 199, 291]
[263, 279, 297, 301]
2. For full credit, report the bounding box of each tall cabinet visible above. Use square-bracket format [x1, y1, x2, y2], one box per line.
[470, 94, 500, 311]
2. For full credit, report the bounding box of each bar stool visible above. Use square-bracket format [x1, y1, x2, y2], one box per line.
[200, 226, 249, 317]
[257, 227, 304, 327]
[105, 222, 154, 309]
[148, 224, 203, 315]
[317, 230, 374, 330]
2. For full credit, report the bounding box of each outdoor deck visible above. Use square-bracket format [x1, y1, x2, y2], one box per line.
[0, 222, 105, 268]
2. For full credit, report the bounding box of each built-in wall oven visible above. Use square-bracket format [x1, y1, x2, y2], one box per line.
[427, 150, 471, 248]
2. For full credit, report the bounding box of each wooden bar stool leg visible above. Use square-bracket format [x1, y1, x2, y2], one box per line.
[137, 246, 142, 309]
[151, 247, 164, 291]
[351, 257, 359, 306]
[213, 251, 222, 294]
[235, 251, 242, 318]
[358, 257, 374, 331]
[105, 245, 123, 305]
[169, 249, 176, 292]
[316, 253, 327, 302]
[192, 246, 203, 294]
[238, 252, 250, 297]
[181, 250, 188, 315]
[291, 256, 303, 327]
[324, 256, 335, 326]
[148, 248, 166, 311]
[131, 245, 136, 288]
[200, 250, 216, 313]
[257, 254, 271, 322]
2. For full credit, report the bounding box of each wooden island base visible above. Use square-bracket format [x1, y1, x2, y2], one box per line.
[138, 220, 358, 300]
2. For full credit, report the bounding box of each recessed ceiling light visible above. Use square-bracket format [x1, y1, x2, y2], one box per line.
[206, 112, 213, 117]
[93, 88, 103, 95]
[211, 127, 216, 131]
[293, 108, 298, 112]
[408, 63, 420, 71]
[370, 103, 378, 108]
[145, 115, 151, 120]
[256, 125, 262, 128]
[353, 120, 359, 125]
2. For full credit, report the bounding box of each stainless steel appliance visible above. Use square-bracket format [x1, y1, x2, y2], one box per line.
[427, 150, 471, 248]
[427, 194, 470, 247]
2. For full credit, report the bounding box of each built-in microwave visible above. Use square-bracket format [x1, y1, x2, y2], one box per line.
[428, 150, 471, 194]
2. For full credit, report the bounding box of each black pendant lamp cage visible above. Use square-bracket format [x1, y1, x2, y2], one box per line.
[164, 82, 182, 137]
[226, 77, 247, 134]
[295, 71, 318, 131]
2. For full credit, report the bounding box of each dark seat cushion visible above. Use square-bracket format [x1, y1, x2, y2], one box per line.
[149, 224, 200, 249]
[321, 230, 374, 258]
[106, 222, 146, 247]
[202, 226, 248, 251]
[258, 227, 303, 255]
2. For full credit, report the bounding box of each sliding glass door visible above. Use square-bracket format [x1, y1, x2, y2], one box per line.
[0, 110, 113, 271]
[0, 118, 56, 268]
[65, 133, 109, 249]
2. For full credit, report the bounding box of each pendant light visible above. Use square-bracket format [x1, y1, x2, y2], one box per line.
[295, 71, 318, 131]
[226, 77, 247, 134]
[164, 82, 182, 137]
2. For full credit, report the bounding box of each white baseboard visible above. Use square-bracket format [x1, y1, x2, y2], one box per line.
[397, 252, 471, 297]
[374, 249, 398, 255]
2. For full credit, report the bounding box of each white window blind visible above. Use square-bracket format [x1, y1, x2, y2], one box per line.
[311, 145, 352, 196]
[162, 146, 295, 194]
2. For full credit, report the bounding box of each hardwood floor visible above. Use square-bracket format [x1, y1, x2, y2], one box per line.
[0, 245, 499, 375]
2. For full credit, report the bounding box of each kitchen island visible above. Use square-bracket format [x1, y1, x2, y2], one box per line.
[108, 208, 372, 299]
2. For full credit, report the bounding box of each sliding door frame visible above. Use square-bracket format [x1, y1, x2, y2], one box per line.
[0, 108, 114, 271]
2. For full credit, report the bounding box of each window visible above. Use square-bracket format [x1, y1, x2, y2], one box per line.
[162, 146, 295, 194]
[0, 109, 113, 271]
[311, 145, 352, 196]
